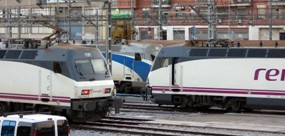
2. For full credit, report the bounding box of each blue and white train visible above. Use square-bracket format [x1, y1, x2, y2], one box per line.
[148, 44, 285, 112]
[0, 44, 122, 122]
[99, 42, 161, 93]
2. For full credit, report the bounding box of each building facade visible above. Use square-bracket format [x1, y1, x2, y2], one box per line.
[131, 0, 285, 40]
[0, 0, 284, 41]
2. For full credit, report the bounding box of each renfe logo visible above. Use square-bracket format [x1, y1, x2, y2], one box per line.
[254, 68, 285, 81]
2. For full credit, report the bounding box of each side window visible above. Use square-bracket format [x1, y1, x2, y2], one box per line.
[1, 120, 16, 136]
[161, 58, 169, 67]
[134, 53, 142, 61]
[151, 54, 155, 61]
[17, 122, 32, 136]
[53, 62, 62, 73]
[36, 121, 55, 136]
[57, 120, 69, 136]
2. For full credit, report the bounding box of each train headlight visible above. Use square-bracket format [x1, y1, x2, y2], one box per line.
[81, 89, 90, 95]
[104, 88, 111, 93]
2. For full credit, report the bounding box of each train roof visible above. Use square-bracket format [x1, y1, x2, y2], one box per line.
[157, 45, 285, 58]
[0, 114, 67, 123]
[130, 40, 188, 46]
[0, 44, 101, 61]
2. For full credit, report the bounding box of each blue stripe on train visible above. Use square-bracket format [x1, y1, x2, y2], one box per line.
[102, 52, 151, 82]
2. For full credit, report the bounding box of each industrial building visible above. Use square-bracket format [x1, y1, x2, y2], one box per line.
[0, 0, 284, 42]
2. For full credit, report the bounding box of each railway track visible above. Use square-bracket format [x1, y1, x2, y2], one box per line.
[71, 116, 285, 136]
[121, 101, 285, 116]
[122, 102, 180, 112]
[72, 117, 233, 136]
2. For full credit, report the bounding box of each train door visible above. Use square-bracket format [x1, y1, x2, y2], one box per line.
[39, 70, 52, 102]
[172, 57, 182, 91]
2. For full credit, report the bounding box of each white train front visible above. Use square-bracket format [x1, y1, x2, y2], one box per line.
[0, 44, 122, 122]
[148, 45, 285, 111]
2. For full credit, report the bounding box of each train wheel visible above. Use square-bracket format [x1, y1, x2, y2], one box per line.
[119, 82, 132, 93]
[0, 102, 8, 114]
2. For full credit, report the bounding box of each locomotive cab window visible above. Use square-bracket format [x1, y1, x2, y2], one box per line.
[75, 60, 94, 76]
[53, 62, 62, 73]
[90, 59, 107, 74]
[134, 53, 142, 61]
[161, 58, 169, 67]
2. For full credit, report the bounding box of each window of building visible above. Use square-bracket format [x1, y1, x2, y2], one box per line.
[273, 8, 284, 19]
[280, 32, 285, 40]
[174, 29, 185, 40]
[257, 7, 266, 19]
[237, 7, 248, 20]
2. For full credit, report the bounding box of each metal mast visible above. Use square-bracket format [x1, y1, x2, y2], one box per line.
[207, 0, 217, 42]
[158, 0, 162, 40]
[269, 0, 272, 40]
[95, 9, 99, 45]
[67, 0, 72, 40]
[17, 6, 21, 39]
[131, 0, 135, 40]
[6, 8, 12, 46]
[105, 0, 112, 73]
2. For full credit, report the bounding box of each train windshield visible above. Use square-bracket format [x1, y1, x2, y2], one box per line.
[75, 60, 94, 76]
[75, 59, 108, 76]
[91, 59, 107, 74]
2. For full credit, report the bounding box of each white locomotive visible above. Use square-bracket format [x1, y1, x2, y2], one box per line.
[147, 45, 285, 112]
[0, 44, 122, 122]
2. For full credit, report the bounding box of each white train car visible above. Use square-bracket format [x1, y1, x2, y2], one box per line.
[148, 45, 285, 111]
[0, 44, 122, 122]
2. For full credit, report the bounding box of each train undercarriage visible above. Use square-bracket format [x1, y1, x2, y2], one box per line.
[170, 95, 247, 112]
[115, 81, 147, 94]
[0, 97, 122, 123]
[152, 94, 285, 112]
